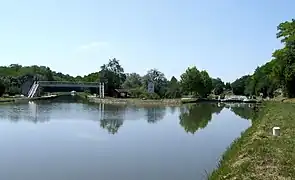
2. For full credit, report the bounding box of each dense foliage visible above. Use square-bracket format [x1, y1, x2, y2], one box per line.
[231, 19, 295, 98]
[0, 58, 222, 98]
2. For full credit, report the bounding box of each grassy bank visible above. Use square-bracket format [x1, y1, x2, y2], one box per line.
[210, 102, 295, 179]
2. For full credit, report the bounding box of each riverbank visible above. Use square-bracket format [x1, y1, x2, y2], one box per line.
[210, 102, 295, 179]
[87, 96, 182, 105]
[0, 95, 59, 104]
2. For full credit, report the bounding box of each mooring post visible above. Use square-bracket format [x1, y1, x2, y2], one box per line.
[272, 127, 280, 136]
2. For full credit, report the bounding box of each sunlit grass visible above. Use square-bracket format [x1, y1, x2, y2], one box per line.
[210, 102, 295, 179]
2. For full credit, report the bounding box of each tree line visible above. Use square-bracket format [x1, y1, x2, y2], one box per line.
[231, 19, 295, 98]
[0, 59, 231, 99]
[3, 19, 293, 99]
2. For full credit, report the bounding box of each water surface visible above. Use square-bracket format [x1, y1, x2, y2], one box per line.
[0, 100, 253, 180]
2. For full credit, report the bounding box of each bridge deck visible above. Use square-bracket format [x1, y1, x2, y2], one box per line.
[37, 81, 101, 88]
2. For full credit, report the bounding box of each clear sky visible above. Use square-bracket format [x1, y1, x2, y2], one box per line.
[0, 0, 294, 82]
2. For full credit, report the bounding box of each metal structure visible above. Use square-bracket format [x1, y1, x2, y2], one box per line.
[27, 81, 105, 98]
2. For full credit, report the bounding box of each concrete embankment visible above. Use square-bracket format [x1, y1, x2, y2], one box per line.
[0, 95, 59, 104]
[87, 96, 182, 106]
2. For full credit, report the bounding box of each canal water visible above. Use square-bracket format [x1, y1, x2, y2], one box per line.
[0, 99, 254, 180]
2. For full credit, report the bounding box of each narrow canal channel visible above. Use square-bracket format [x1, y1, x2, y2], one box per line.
[0, 98, 253, 180]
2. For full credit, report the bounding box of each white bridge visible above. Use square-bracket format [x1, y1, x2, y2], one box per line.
[27, 81, 105, 98]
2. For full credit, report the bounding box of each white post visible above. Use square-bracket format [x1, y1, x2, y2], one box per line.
[102, 83, 104, 98]
[99, 83, 102, 98]
[272, 127, 280, 136]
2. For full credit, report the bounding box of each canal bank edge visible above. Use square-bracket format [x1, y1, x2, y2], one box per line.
[0, 95, 59, 104]
[86, 96, 182, 105]
[209, 102, 295, 179]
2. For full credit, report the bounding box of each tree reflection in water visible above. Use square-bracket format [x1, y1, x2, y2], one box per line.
[99, 104, 126, 134]
[0, 102, 51, 123]
[229, 103, 257, 120]
[145, 106, 166, 124]
[100, 118, 124, 134]
[179, 103, 224, 134]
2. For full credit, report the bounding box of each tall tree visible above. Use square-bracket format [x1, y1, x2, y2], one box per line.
[225, 82, 231, 90]
[180, 66, 203, 96]
[231, 75, 251, 95]
[122, 73, 142, 89]
[180, 66, 212, 98]
[212, 78, 225, 95]
[165, 76, 181, 98]
[99, 58, 126, 96]
[200, 71, 213, 97]
[274, 19, 295, 97]
[142, 69, 168, 98]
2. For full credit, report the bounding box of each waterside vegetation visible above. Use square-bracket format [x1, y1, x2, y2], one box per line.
[210, 102, 295, 179]
[208, 19, 295, 179]
[0, 60, 232, 100]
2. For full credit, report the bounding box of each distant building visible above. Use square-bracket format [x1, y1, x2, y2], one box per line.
[147, 82, 154, 93]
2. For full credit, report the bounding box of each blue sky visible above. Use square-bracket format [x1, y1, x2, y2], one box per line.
[0, 0, 294, 82]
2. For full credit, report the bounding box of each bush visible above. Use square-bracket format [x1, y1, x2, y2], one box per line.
[138, 92, 161, 100]
[7, 86, 20, 96]
[148, 93, 160, 99]
[130, 88, 144, 98]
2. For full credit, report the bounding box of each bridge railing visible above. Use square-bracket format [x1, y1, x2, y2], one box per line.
[37, 81, 101, 86]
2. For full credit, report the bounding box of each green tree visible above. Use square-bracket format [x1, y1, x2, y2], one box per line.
[231, 75, 251, 95]
[122, 73, 143, 89]
[212, 78, 225, 95]
[225, 82, 231, 90]
[99, 58, 126, 96]
[200, 70, 213, 97]
[165, 76, 182, 98]
[81, 72, 100, 82]
[180, 66, 203, 97]
[142, 69, 168, 98]
[180, 66, 213, 98]
[273, 19, 295, 97]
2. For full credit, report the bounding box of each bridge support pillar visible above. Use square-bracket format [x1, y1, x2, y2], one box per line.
[102, 83, 104, 98]
[99, 83, 104, 98]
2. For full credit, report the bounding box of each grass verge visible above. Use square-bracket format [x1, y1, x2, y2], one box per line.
[209, 102, 295, 180]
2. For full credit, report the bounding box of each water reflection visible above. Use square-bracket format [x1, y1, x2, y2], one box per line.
[179, 103, 224, 134]
[0, 101, 256, 135]
[0, 101, 252, 180]
[145, 106, 166, 124]
[99, 104, 167, 134]
[229, 104, 257, 120]
[99, 104, 126, 134]
[0, 101, 51, 123]
[0, 101, 169, 134]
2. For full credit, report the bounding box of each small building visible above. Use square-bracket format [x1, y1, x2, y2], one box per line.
[113, 89, 130, 98]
